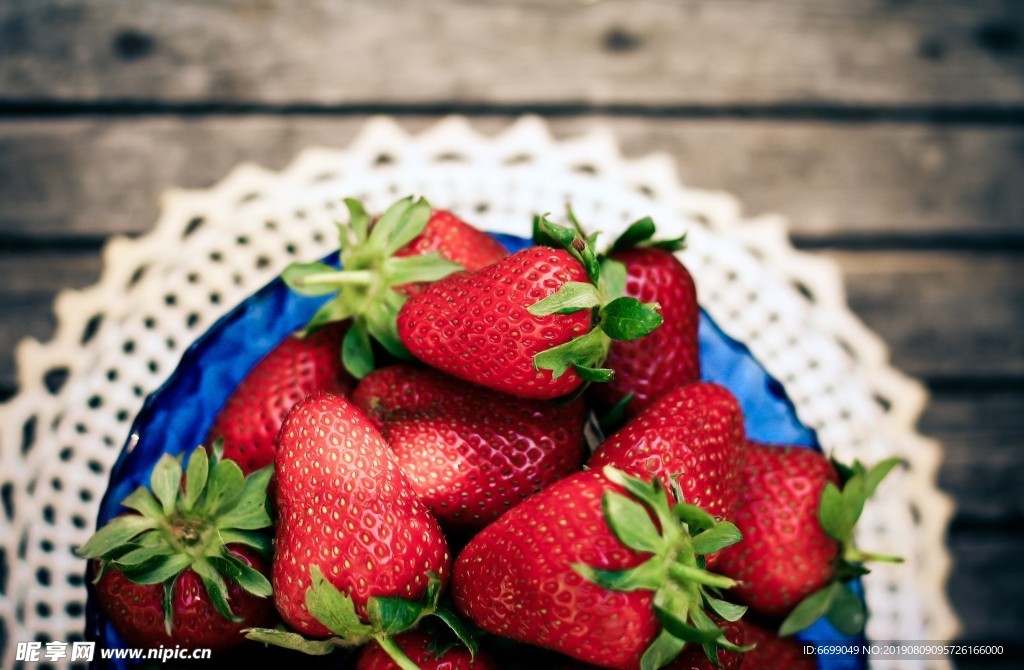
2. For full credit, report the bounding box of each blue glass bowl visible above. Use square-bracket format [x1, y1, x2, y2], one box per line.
[87, 233, 865, 669]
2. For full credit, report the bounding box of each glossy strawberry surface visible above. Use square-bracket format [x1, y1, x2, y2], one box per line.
[397, 247, 592, 399]
[207, 322, 352, 473]
[716, 442, 840, 617]
[352, 365, 587, 528]
[354, 630, 500, 670]
[589, 382, 746, 521]
[273, 392, 450, 637]
[93, 546, 274, 651]
[396, 209, 509, 274]
[589, 247, 700, 419]
[453, 470, 659, 669]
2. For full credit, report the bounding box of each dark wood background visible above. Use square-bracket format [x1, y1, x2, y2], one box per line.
[1, 1, 1021, 667]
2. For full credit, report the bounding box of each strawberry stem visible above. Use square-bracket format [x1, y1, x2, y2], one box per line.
[374, 635, 421, 670]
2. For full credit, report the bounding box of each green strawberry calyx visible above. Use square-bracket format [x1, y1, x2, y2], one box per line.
[574, 466, 752, 670]
[282, 196, 465, 379]
[245, 569, 477, 670]
[607, 216, 688, 254]
[778, 456, 905, 637]
[77, 443, 274, 634]
[529, 214, 664, 385]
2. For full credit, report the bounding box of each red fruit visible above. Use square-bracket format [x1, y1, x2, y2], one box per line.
[716, 443, 840, 618]
[397, 246, 593, 399]
[734, 619, 815, 670]
[352, 365, 587, 528]
[206, 322, 352, 473]
[79, 446, 277, 651]
[589, 382, 746, 521]
[272, 392, 451, 637]
[355, 630, 500, 670]
[590, 246, 700, 419]
[452, 467, 745, 670]
[395, 209, 509, 282]
[93, 546, 275, 651]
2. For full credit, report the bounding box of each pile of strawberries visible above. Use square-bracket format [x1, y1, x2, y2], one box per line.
[81, 197, 901, 670]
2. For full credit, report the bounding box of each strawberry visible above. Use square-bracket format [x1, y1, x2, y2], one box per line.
[206, 321, 353, 474]
[283, 197, 506, 379]
[355, 630, 499, 670]
[715, 441, 903, 636]
[246, 392, 473, 668]
[452, 466, 748, 670]
[589, 219, 700, 420]
[397, 216, 664, 400]
[589, 383, 746, 522]
[352, 364, 587, 529]
[79, 445, 276, 650]
[732, 619, 815, 670]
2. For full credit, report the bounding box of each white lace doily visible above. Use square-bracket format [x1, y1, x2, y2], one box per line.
[0, 116, 958, 669]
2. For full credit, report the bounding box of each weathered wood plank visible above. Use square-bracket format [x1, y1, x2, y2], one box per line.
[1, 0, 1023, 106]
[2, 117, 1023, 241]
[947, 530, 1024, 642]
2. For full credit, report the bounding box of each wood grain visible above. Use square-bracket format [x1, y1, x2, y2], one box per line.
[1, 0, 1023, 106]
[2, 117, 1023, 242]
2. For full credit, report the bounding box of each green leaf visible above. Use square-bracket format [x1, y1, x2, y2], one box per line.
[572, 558, 664, 592]
[826, 583, 867, 635]
[306, 565, 374, 638]
[120, 553, 193, 585]
[216, 466, 273, 531]
[573, 363, 614, 383]
[666, 563, 737, 590]
[202, 458, 246, 517]
[299, 299, 352, 336]
[533, 328, 610, 379]
[383, 198, 432, 256]
[779, 582, 839, 636]
[344, 198, 371, 244]
[384, 253, 464, 287]
[120, 487, 165, 521]
[705, 596, 747, 622]
[603, 492, 662, 553]
[640, 628, 686, 670]
[367, 196, 414, 251]
[218, 529, 273, 557]
[865, 457, 904, 496]
[818, 482, 848, 543]
[365, 301, 410, 360]
[77, 514, 157, 559]
[282, 262, 343, 296]
[182, 447, 209, 513]
[600, 297, 664, 341]
[367, 596, 425, 635]
[208, 552, 273, 598]
[433, 602, 479, 657]
[611, 217, 657, 252]
[649, 234, 687, 253]
[343, 321, 375, 379]
[601, 466, 661, 509]
[536, 217, 577, 249]
[150, 454, 183, 517]
[113, 543, 172, 566]
[655, 606, 724, 644]
[192, 559, 242, 623]
[532, 214, 561, 248]
[691, 521, 743, 555]
[838, 474, 869, 541]
[599, 258, 628, 301]
[527, 282, 602, 316]
[672, 502, 716, 533]
[245, 627, 343, 655]
[163, 579, 175, 636]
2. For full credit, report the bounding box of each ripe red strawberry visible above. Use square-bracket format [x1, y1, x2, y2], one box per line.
[206, 321, 353, 474]
[589, 382, 746, 522]
[733, 619, 815, 670]
[397, 217, 664, 400]
[283, 197, 505, 379]
[715, 441, 902, 636]
[268, 392, 451, 638]
[453, 466, 747, 670]
[589, 219, 700, 420]
[355, 630, 499, 670]
[352, 364, 587, 529]
[79, 446, 276, 650]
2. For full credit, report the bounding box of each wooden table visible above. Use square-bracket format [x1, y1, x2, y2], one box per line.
[1, 2, 1021, 667]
